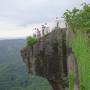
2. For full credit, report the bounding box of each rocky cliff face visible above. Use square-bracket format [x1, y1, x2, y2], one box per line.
[21, 27, 68, 90]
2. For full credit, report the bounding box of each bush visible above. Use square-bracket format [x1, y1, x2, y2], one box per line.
[63, 3, 90, 33]
[27, 36, 37, 46]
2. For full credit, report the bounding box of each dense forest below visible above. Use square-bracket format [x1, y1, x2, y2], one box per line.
[0, 39, 51, 90]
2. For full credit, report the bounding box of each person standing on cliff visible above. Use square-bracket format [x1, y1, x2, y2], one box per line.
[36, 28, 41, 38]
[33, 28, 37, 38]
[56, 17, 60, 28]
[33, 28, 41, 39]
[42, 25, 46, 36]
[44, 23, 50, 34]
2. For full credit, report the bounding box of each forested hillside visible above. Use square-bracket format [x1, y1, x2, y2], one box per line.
[0, 39, 51, 90]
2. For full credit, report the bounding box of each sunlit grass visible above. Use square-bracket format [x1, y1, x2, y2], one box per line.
[69, 31, 90, 90]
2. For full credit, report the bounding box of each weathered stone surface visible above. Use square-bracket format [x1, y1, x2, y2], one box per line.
[21, 28, 68, 90]
[67, 48, 79, 90]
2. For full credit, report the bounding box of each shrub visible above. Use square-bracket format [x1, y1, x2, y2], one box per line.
[27, 36, 37, 46]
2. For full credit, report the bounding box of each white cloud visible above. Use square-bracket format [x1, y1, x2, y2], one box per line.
[0, 0, 89, 39]
[0, 0, 89, 25]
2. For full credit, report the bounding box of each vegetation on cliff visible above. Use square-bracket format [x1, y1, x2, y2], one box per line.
[64, 3, 90, 90]
[64, 3, 90, 33]
[27, 36, 37, 46]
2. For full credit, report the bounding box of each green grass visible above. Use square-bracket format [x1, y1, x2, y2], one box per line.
[69, 31, 90, 90]
[69, 72, 74, 90]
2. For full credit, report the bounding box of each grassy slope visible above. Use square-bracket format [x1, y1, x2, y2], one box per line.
[70, 32, 90, 90]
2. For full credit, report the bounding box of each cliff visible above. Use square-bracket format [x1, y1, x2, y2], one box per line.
[21, 27, 68, 90]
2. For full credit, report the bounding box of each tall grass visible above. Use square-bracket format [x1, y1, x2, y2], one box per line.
[69, 31, 90, 90]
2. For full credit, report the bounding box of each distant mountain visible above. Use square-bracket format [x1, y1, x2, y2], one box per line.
[0, 39, 51, 90]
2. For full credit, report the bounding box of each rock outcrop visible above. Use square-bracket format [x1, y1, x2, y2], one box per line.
[21, 27, 68, 90]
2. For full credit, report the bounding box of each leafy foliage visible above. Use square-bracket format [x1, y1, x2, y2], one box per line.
[64, 3, 90, 90]
[63, 3, 90, 33]
[27, 36, 37, 46]
[69, 72, 74, 90]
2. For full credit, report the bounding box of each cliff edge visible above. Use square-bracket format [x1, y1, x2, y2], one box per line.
[21, 27, 68, 90]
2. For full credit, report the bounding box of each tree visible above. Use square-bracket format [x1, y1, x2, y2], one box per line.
[63, 3, 90, 33]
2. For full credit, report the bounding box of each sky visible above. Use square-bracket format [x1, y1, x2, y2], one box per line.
[0, 0, 89, 39]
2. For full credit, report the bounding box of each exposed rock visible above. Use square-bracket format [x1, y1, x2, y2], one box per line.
[21, 28, 68, 90]
[67, 48, 79, 90]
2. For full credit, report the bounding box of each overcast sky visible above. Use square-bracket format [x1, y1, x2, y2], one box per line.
[0, 0, 89, 39]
